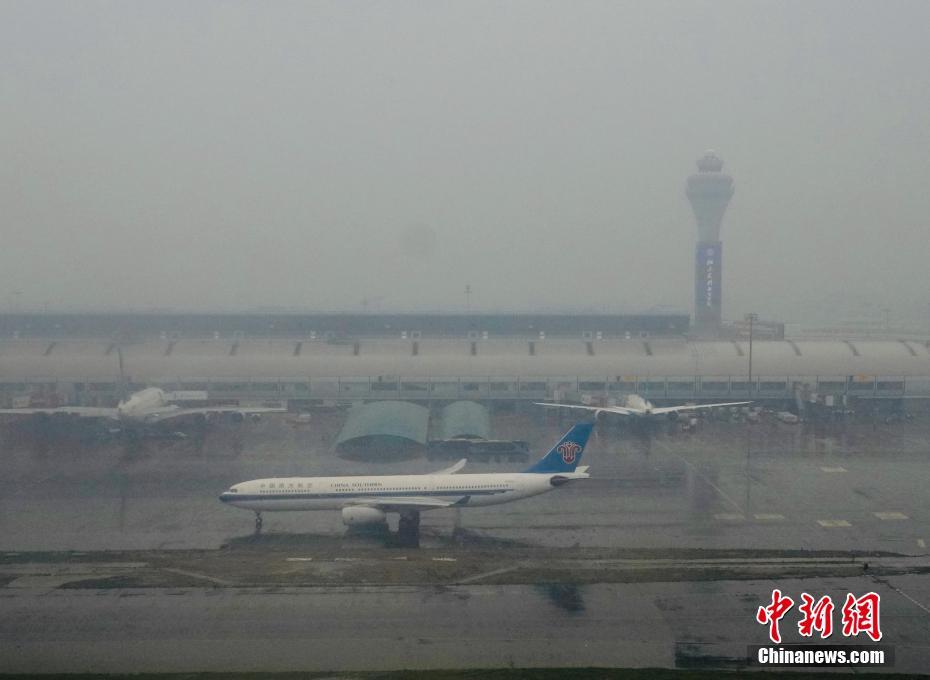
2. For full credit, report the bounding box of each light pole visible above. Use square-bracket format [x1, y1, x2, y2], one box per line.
[743, 312, 758, 515]
[745, 313, 758, 398]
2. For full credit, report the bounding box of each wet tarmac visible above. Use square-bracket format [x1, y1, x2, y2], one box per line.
[1, 575, 928, 673]
[1, 412, 929, 555]
[2, 411, 930, 674]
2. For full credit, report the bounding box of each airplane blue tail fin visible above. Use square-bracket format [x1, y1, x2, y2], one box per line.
[524, 422, 594, 473]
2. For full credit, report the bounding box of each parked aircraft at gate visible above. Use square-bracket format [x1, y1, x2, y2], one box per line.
[220, 422, 594, 533]
[0, 387, 284, 425]
[536, 394, 751, 418]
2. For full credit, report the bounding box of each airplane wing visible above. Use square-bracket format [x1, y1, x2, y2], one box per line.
[0, 406, 119, 419]
[354, 496, 459, 511]
[144, 405, 287, 423]
[534, 402, 640, 416]
[433, 458, 467, 475]
[648, 401, 753, 415]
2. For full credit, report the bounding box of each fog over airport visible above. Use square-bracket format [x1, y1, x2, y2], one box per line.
[2, 1, 929, 325]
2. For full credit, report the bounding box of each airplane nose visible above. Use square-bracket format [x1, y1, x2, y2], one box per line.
[219, 493, 232, 503]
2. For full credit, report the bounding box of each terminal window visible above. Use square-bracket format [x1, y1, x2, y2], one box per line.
[877, 381, 904, 391]
[760, 381, 787, 391]
[252, 383, 280, 391]
[215, 383, 248, 392]
[668, 381, 695, 392]
[429, 383, 458, 394]
[608, 381, 636, 393]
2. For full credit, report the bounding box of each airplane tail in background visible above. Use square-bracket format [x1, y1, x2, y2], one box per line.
[524, 422, 594, 473]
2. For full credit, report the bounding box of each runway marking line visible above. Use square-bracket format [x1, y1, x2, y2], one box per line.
[160, 567, 232, 586]
[456, 565, 521, 584]
[753, 513, 785, 521]
[874, 512, 909, 521]
[285, 557, 314, 562]
[714, 513, 745, 521]
[820, 466, 847, 473]
[432, 557, 457, 562]
[871, 577, 930, 617]
[652, 441, 746, 516]
[817, 519, 852, 528]
[918, 539, 926, 549]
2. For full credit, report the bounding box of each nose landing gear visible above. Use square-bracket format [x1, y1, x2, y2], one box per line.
[254, 511, 263, 535]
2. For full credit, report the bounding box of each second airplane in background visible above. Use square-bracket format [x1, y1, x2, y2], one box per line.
[0, 387, 285, 425]
[536, 393, 751, 418]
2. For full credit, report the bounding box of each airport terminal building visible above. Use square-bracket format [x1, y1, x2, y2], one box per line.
[1, 312, 929, 409]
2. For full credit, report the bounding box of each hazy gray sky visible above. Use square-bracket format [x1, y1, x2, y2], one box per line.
[2, 0, 928, 325]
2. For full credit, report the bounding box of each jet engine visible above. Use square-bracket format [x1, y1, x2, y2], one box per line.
[341, 506, 387, 526]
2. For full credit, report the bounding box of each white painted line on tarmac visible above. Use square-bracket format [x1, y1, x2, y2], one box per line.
[875, 579, 930, 616]
[754, 513, 786, 521]
[160, 567, 233, 586]
[918, 539, 926, 549]
[874, 512, 909, 521]
[714, 513, 745, 521]
[820, 466, 847, 473]
[817, 519, 852, 528]
[456, 565, 521, 585]
[432, 557, 457, 562]
[658, 445, 745, 515]
[285, 557, 314, 562]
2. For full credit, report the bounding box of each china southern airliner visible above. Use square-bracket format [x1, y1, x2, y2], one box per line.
[220, 422, 593, 533]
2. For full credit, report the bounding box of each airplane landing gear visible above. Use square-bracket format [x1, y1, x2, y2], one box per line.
[451, 508, 467, 543]
[254, 512, 263, 535]
[397, 510, 420, 548]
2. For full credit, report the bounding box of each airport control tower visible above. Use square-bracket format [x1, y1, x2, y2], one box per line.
[686, 150, 734, 337]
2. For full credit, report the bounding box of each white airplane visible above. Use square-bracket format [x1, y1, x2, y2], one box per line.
[536, 393, 751, 418]
[220, 422, 594, 534]
[0, 386, 285, 425]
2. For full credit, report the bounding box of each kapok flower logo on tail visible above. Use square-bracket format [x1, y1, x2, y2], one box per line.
[557, 441, 581, 465]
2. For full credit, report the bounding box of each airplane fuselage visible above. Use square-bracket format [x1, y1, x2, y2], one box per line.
[622, 394, 654, 414]
[116, 387, 172, 422]
[220, 472, 567, 512]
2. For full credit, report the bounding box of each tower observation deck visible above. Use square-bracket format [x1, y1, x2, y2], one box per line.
[686, 151, 734, 336]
